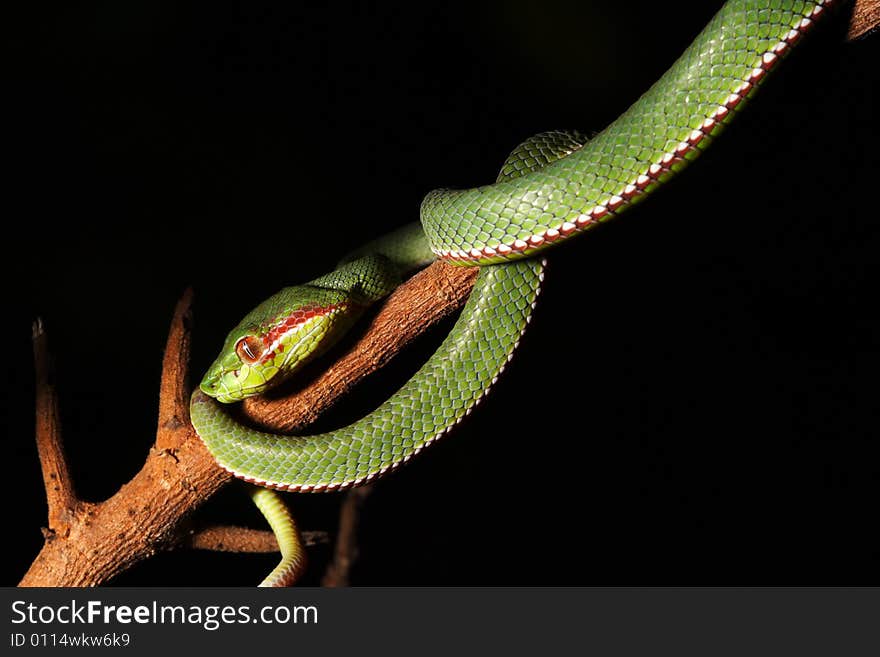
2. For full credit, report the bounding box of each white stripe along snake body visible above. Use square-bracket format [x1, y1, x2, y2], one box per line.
[189, 0, 842, 584]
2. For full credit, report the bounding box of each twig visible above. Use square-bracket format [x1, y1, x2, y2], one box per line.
[848, 0, 880, 40]
[322, 486, 373, 587]
[155, 288, 194, 451]
[31, 319, 80, 535]
[181, 526, 328, 552]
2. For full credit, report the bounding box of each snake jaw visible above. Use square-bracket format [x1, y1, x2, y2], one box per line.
[200, 351, 276, 403]
[199, 286, 365, 403]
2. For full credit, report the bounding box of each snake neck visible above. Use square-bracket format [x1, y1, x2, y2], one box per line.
[190, 259, 545, 491]
[338, 222, 436, 275]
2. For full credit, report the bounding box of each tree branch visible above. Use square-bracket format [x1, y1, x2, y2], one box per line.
[848, 0, 880, 40]
[322, 486, 373, 587]
[180, 526, 328, 552]
[19, 262, 477, 586]
[31, 318, 79, 535]
[155, 288, 195, 452]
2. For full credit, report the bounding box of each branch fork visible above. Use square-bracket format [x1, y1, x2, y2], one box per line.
[20, 263, 475, 586]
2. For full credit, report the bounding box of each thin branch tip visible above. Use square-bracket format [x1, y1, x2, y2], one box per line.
[32, 317, 78, 531]
[156, 287, 197, 448]
[322, 485, 373, 587]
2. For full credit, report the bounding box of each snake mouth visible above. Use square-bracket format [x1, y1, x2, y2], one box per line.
[199, 363, 276, 403]
[199, 379, 233, 403]
[201, 380, 251, 404]
[199, 372, 246, 404]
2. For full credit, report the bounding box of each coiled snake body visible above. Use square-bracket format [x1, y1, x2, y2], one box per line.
[189, 0, 841, 584]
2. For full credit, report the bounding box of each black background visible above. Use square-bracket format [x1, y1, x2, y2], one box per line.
[6, 1, 878, 585]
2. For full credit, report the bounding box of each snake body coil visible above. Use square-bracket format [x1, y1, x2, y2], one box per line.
[191, 1, 839, 492]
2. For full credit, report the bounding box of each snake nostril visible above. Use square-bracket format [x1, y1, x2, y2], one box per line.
[199, 374, 220, 395]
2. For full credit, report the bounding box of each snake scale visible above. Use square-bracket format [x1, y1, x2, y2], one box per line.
[189, 0, 841, 582]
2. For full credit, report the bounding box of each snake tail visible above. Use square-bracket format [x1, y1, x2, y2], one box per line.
[249, 487, 308, 587]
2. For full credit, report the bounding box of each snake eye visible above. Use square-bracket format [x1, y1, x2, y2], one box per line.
[235, 335, 263, 364]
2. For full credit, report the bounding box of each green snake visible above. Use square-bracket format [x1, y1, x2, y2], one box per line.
[189, 0, 841, 584]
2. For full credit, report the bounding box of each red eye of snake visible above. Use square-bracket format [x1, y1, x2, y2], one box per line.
[235, 336, 263, 364]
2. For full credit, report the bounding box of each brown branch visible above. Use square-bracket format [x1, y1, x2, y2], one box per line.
[31, 319, 79, 535]
[155, 288, 194, 452]
[19, 261, 477, 586]
[181, 526, 328, 552]
[849, 0, 880, 40]
[322, 486, 373, 587]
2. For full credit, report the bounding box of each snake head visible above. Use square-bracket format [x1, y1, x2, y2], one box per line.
[199, 285, 360, 403]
